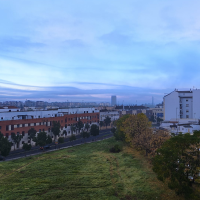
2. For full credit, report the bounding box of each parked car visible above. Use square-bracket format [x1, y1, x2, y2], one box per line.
[40, 144, 51, 150]
[0, 155, 5, 161]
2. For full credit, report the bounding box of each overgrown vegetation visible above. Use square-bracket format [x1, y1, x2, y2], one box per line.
[0, 138, 181, 200]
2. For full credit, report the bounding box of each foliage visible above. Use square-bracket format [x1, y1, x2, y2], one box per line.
[90, 124, 99, 136]
[69, 134, 76, 141]
[77, 120, 84, 133]
[153, 132, 200, 198]
[121, 114, 170, 156]
[109, 144, 121, 153]
[22, 143, 32, 151]
[104, 116, 111, 128]
[28, 128, 37, 143]
[46, 135, 52, 144]
[70, 124, 77, 134]
[84, 123, 90, 131]
[63, 130, 67, 136]
[99, 121, 104, 129]
[51, 121, 61, 139]
[114, 114, 131, 141]
[81, 131, 90, 139]
[11, 132, 23, 150]
[156, 117, 163, 123]
[58, 137, 64, 144]
[34, 132, 48, 146]
[0, 132, 11, 156]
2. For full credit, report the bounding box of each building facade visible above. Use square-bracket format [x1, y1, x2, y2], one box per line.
[111, 96, 117, 106]
[0, 108, 99, 150]
[164, 89, 200, 121]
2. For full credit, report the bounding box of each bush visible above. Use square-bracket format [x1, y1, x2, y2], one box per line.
[58, 137, 64, 144]
[110, 144, 121, 153]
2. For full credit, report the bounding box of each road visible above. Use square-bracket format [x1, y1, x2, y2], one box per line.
[4, 129, 113, 161]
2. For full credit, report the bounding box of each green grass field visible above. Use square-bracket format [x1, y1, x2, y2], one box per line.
[0, 138, 182, 200]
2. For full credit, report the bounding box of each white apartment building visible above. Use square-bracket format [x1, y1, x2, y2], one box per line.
[164, 89, 200, 121]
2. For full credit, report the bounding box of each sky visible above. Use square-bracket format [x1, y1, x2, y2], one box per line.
[0, 0, 200, 104]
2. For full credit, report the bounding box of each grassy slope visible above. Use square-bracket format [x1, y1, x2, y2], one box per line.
[0, 138, 183, 200]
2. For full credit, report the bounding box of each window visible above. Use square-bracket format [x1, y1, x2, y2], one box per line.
[22, 124, 25, 127]
[17, 124, 20, 128]
[22, 131, 25, 136]
[186, 104, 189, 107]
[65, 124, 67, 128]
[186, 99, 188, 102]
[39, 129, 41, 133]
[6, 133, 9, 138]
[186, 110, 189, 113]
[186, 115, 189, 118]
[34, 123, 36, 126]
[6, 125, 9, 131]
[28, 123, 30, 126]
[0, 126, 1, 130]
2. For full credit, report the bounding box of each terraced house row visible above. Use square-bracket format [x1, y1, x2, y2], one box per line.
[0, 107, 99, 150]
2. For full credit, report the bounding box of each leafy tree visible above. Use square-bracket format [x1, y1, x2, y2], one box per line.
[51, 121, 61, 141]
[22, 143, 32, 156]
[99, 121, 104, 130]
[11, 132, 23, 150]
[114, 114, 131, 141]
[70, 124, 76, 134]
[58, 137, 64, 144]
[0, 132, 11, 157]
[81, 131, 90, 139]
[90, 124, 99, 137]
[77, 120, 84, 133]
[63, 130, 67, 137]
[34, 131, 47, 146]
[85, 123, 90, 132]
[46, 135, 52, 144]
[69, 134, 76, 141]
[153, 133, 200, 198]
[104, 116, 111, 129]
[28, 128, 37, 144]
[156, 117, 163, 124]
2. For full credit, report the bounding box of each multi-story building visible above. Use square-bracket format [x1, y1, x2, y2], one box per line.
[111, 96, 117, 106]
[163, 89, 200, 121]
[0, 108, 99, 150]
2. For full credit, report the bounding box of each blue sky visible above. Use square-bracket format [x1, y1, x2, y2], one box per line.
[0, 0, 200, 104]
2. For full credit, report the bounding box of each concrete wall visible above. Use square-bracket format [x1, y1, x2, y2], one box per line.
[164, 91, 179, 121]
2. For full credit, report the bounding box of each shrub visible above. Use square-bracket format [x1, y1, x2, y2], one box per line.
[110, 144, 121, 153]
[58, 137, 64, 144]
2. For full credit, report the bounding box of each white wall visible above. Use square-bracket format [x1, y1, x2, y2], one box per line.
[193, 90, 200, 119]
[164, 91, 179, 121]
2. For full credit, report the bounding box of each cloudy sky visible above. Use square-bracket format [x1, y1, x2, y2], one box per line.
[0, 0, 200, 104]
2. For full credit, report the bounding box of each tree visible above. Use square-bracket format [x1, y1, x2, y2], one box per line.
[46, 135, 52, 144]
[11, 133, 23, 150]
[156, 117, 163, 124]
[111, 127, 116, 134]
[81, 131, 90, 139]
[77, 120, 84, 133]
[153, 133, 200, 198]
[51, 121, 61, 141]
[28, 128, 37, 144]
[99, 121, 104, 130]
[70, 124, 76, 135]
[22, 143, 32, 156]
[85, 123, 90, 132]
[122, 113, 151, 146]
[34, 131, 47, 146]
[104, 116, 111, 129]
[90, 124, 99, 137]
[58, 137, 64, 144]
[69, 134, 76, 142]
[0, 132, 11, 157]
[114, 114, 131, 141]
[63, 130, 67, 137]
